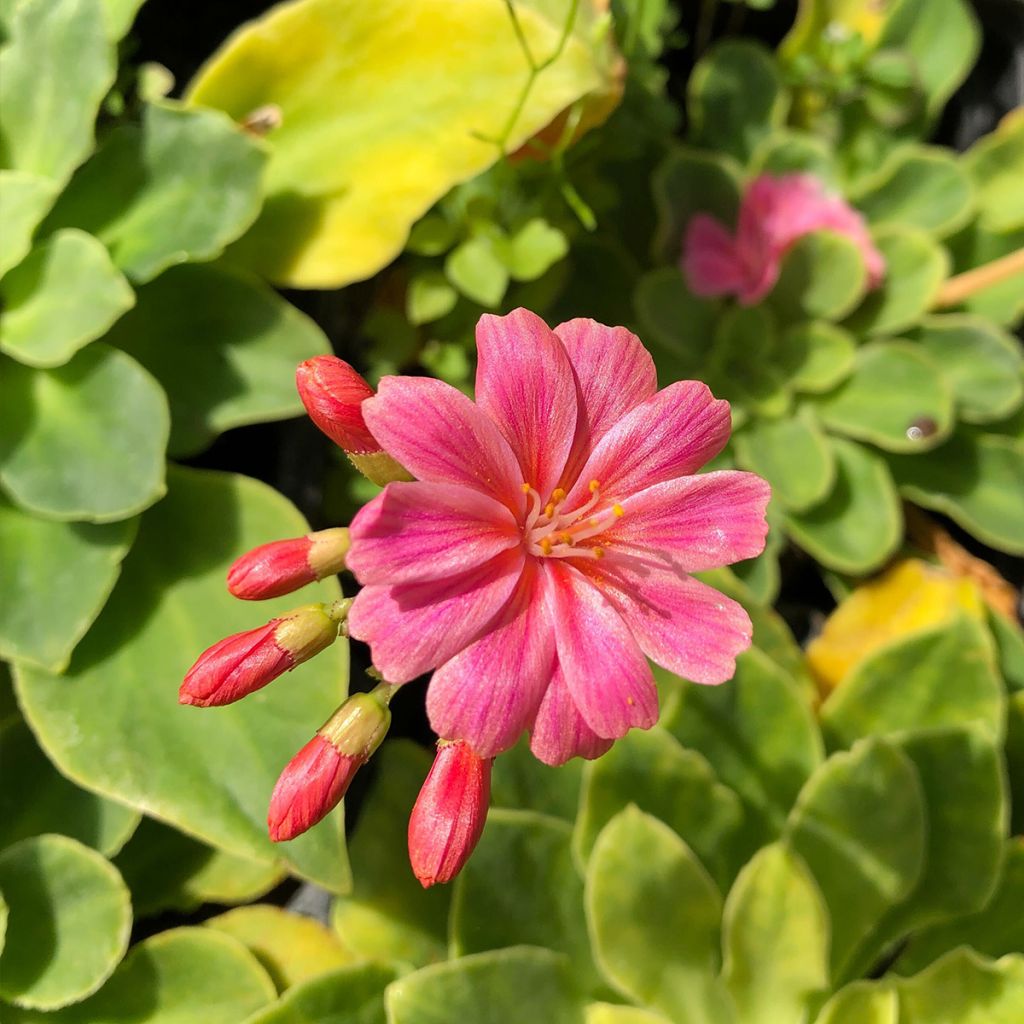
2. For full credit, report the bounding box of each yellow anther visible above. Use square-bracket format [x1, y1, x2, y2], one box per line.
[551, 487, 566, 503]
[612, 503, 624, 518]
[593, 546, 605, 559]
[521, 482, 532, 494]
[540, 537, 553, 555]
[560, 533, 573, 546]
[544, 502, 556, 518]
[589, 479, 601, 493]
[627, 696, 634, 706]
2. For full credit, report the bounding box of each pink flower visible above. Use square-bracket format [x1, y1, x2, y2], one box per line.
[408, 740, 492, 888]
[344, 310, 771, 765]
[683, 173, 886, 306]
[227, 528, 351, 600]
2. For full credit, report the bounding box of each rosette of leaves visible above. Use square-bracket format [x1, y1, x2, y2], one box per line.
[257, 570, 1024, 1023]
[634, 34, 1024, 590]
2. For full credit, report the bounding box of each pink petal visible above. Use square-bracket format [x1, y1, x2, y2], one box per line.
[475, 309, 578, 499]
[682, 214, 746, 297]
[543, 561, 657, 739]
[563, 380, 732, 509]
[593, 558, 752, 685]
[427, 563, 554, 757]
[529, 664, 614, 766]
[347, 481, 520, 586]
[361, 376, 525, 515]
[608, 471, 770, 573]
[347, 548, 525, 684]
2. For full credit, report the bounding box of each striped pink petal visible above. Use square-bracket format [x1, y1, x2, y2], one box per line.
[529, 664, 614, 766]
[683, 214, 747, 298]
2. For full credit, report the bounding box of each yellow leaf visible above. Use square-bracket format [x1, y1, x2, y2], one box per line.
[186, 0, 618, 288]
[807, 558, 985, 693]
[204, 904, 355, 992]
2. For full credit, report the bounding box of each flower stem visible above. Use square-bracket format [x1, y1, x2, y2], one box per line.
[932, 246, 1024, 308]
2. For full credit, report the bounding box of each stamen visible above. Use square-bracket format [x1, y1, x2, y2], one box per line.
[551, 487, 566, 503]
[612, 504, 624, 518]
[539, 537, 553, 555]
[589, 479, 600, 493]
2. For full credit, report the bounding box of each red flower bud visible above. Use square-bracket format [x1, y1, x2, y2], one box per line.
[268, 690, 392, 842]
[408, 740, 492, 888]
[179, 602, 344, 707]
[227, 528, 350, 600]
[296, 356, 379, 454]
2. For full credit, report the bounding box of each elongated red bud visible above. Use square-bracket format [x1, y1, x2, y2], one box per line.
[268, 690, 392, 841]
[296, 356, 412, 486]
[179, 601, 348, 707]
[408, 740, 492, 888]
[227, 528, 350, 600]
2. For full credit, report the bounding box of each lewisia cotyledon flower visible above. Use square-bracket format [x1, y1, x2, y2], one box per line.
[345, 309, 771, 765]
[683, 172, 886, 306]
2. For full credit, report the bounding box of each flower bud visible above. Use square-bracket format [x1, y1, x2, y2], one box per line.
[296, 356, 412, 486]
[268, 690, 391, 842]
[408, 740, 492, 888]
[227, 528, 350, 600]
[179, 602, 345, 707]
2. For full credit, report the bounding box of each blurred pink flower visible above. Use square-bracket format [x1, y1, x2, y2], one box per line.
[344, 309, 770, 765]
[683, 173, 885, 305]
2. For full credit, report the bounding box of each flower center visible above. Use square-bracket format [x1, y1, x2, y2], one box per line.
[521, 479, 623, 560]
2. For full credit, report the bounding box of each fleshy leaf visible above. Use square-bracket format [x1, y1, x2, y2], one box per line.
[721, 843, 829, 1024]
[749, 129, 838, 186]
[843, 226, 949, 336]
[451, 810, 598, 992]
[491, 735, 583, 823]
[633, 267, 718, 379]
[0, 344, 169, 522]
[386, 947, 585, 1024]
[0, 0, 115, 186]
[105, 263, 331, 457]
[784, 437, 902, 575]
[14, 466, 351, 892]
[812, 340, 954, 453]
[573, 727, 743, 889]
[784, 738, 926, 980]
[665, 646, 823, 850]
[0, 171, 59, 278]
[0, 229, 134, 369]
[0, 834, 131, 1010]
[43, 101, 266, 284]
[0, 717, 139, 856]
[0, 495, 137, 671]
[963, 108, 1024, 234]
[185, 0, 616, 288]
[769, 231, 868, 323]
[243, 963, 397, 1024]
[586, 807, 729, 1023]
[777, 321, 857, 395]
[585, 1006, 674, 1024]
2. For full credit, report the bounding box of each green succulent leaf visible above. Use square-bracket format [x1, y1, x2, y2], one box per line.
[104, 263, 331, 457]
[776, 321, 858, 397]
[0, 0, 115, 186]
[633, 267, 717, 379]
[14, 466, 350, 892]
[406, 214, 458, 257]
[0, 171, 59, 278]
[0, 229, 134, 369]
[113, 816, 285, 918]
[709, 305, 790, 417]
[769, 230, 868, 323]
[445, 235, 510, 307]
[784, 738, 926, 980]
[0, 495, 137, 671]
[0, 717, 139, 856]
[451, 810, 597, 992]
[888, 428, 1024, 555]
[406, 270, 459, 326]
[963, 108, 1024, 234]
[100, 0, 144, 40]
[853, 146, 974, 238]
[584, 1006, 674, 1024]
[331, 740, 449, 968]
[185, 0, 615, 289]
[688, 40, 787, 163]
[386, 947, 584, 1024]
[665, 646, 823, 849]
[812, 340, 954, 453]
[243, 963, 397, 1024]
[784, 437, 902, 574]
[749, 129, 838, 187]
[491, 735, 583, 822]
[721, 843, 829, 1024]
[0, 834, 131, 1010]
[651, 147, 742, 262]
[897, 839, 1024, 975]
[909, 315, 1024, 425]
[506, 218, 569, 281]
[573, 727, 744, 890]
[945, 223, 1024, 327]
[734, 408, 835, 512]
[813, 983, 900, 1024]
[586, 807, 730, 1023]
[0, 344, 169, 522]
[44, 101, 266, 284]
[2, 926, 278, 1023]
[821, 614, 1004, 749]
